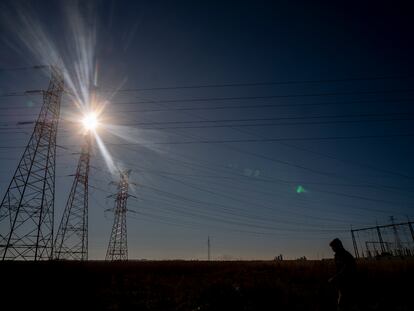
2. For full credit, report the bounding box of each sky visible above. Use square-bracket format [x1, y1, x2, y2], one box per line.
[0, 0, 413, 260]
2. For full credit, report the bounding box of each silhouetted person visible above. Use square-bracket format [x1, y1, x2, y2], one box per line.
[329, 238, 357, 311]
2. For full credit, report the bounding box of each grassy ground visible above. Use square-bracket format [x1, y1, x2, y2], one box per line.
[0, 259, 412, 310]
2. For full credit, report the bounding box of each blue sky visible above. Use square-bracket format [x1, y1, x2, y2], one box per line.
[0, 0, 413, 259]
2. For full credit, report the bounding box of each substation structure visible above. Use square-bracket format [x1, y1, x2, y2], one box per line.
[351, 218, 414, 259]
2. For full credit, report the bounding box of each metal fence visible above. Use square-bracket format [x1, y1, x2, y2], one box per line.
[351, 218, 414, 259]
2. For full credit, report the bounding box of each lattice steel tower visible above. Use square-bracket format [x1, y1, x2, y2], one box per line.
[0, 67, 64, 260]
[54, 133, 91, 260]
[106, 170, 131, 261]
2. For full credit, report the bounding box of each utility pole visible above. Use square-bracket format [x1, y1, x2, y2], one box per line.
[376, 222, 386, 254]
[54, 133, 91, 260]
[351, 229, 359, 259]
[0, 67, 64, 260]
[208, 236, 211, 261]
[105, 170, 131, 261]
[407, 216, 414, 243]
[390, 216, 402, 254]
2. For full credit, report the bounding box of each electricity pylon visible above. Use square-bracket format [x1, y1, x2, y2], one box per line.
[0, 66, 64, 260]
[208, 236, 211, 261]
[54, 133, 91, 260]
[106, 170, 132, 261]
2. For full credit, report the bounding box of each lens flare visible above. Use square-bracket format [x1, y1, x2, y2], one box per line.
[296, 185, 307, 194]
[94, 132, 117, 175]
[82, 112, 98, 131]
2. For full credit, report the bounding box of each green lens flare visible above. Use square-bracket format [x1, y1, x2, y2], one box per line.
[296, 185, 306, 194]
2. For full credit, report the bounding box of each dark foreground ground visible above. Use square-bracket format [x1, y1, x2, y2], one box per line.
[0, 259, 413, 311]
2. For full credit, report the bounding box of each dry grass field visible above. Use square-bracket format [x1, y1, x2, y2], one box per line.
[0, 259, 412, 310]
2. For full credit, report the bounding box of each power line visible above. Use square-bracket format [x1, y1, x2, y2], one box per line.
[125, 208, 345, 239]
[153, 89, 412, 185]
[134, 183, 347, 233]
[94, 149, 414, 207]
[107, 121, 414, 207]
[0, 133, 413, 150]
[3, 107, 410, 207]
[1, 117, 412, 134]
[107, 118, 414, 130]
[93, 133, 414, 145]
[98, 74, 414, 92]
[89, 151, 411, 216]
[100, 88, 414, 105]
[143, 168, 391, 222]
[1, 83, 412, 224]
[1, 111, 412, 129]
[104, 98, 414, 113]
[118, 112, 414, 126]
[1, 98, 413, 114]
[140, 161, 413, 210]
[3, 87, 412, 101]
[0, 65, 48, 72]
[91, 180, 352, 234]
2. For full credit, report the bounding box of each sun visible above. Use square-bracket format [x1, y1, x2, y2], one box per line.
[82, 112, 99, 131]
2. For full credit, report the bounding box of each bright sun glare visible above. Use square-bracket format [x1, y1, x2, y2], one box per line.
[82, 112, 98, 131]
